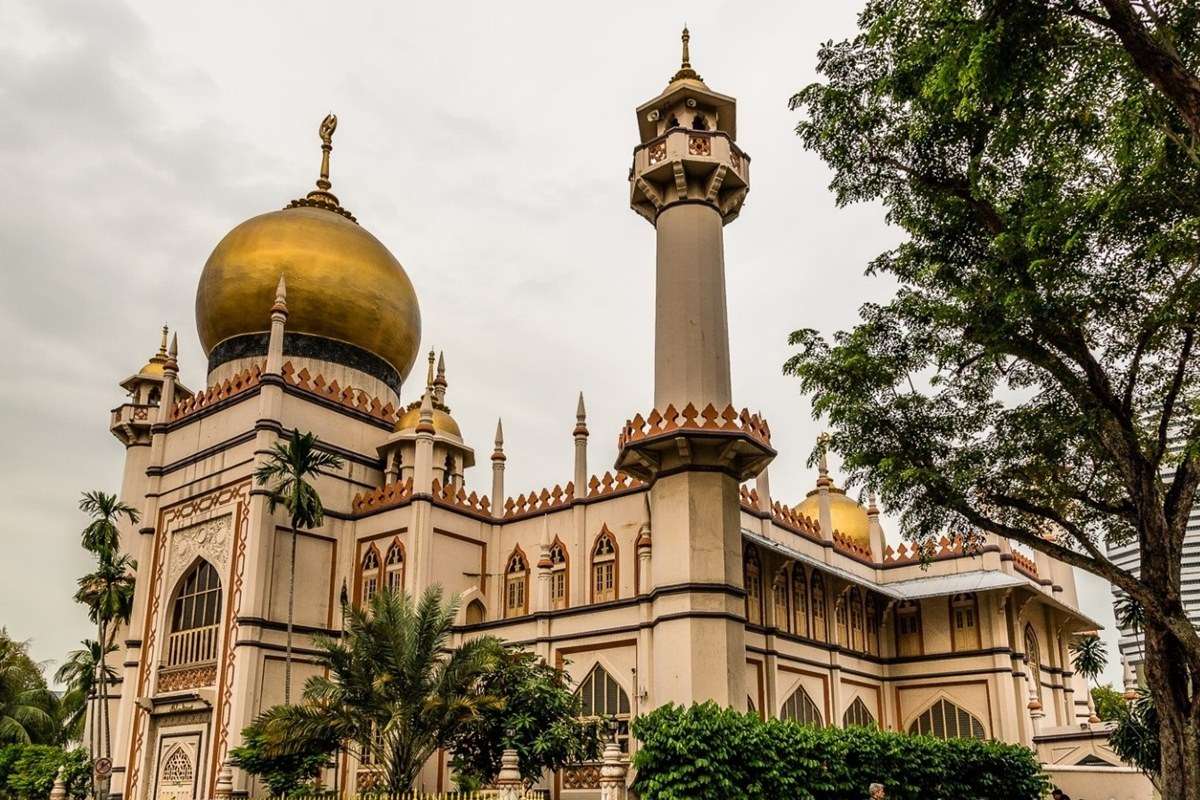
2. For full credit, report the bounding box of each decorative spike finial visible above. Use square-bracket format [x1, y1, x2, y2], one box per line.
[574, 391, 589, 437]
[816, 431, 832, 486]
[670, 25, 702, 83]
[492, 418, 506, 462]
[271, 274, 289, 317]
[158, 324, 169, 356]
[867, 490, 879, 515]
[416, 385, 435, 435]
[164, 332, 179, 374]
[287, 112, 356, 222]
[425, 349, 436, 390]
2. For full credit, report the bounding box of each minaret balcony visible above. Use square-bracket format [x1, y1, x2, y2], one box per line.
[109, 402, 155, 445]
[614, 403, 775, 483]
[629, 129, 750, 224]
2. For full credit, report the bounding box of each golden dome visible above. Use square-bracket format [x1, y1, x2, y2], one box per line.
[195, 115, 421, 387]
[795, 487, 872, 550]
[395, 405, 461, 439]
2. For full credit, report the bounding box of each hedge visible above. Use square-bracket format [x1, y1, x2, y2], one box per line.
[631, 702, 1049, 800]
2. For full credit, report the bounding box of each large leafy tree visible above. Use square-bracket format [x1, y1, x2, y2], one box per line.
[254, 587, 501, 794]
[448, 649, 603, 789]
[254, 430, 344, 704]
[786, 1, 1200, 795]
[0, 632, 56, 746]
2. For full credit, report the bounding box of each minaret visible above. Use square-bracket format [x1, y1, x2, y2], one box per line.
[491, 419, 506, 517]
[618, 30, 769, 711]
[630, 27, 749, 411]
[573, 392, 589, 493]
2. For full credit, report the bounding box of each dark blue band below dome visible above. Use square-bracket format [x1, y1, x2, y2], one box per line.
[208, 332, 404, 397]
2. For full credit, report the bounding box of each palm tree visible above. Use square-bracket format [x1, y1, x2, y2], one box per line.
[254, 430, 344, 704]
[0, 632, 55, 745]
[1114, 594, 1147, 667]
[78, 491, 139, 555]
[74, 552, 136, 768]
[256, 587, 502, 794]
[55, 640, 117, 744]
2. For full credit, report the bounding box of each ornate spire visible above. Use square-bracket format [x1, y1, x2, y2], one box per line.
[287, 113, 357, 222]
[165, 333, 179, 375]
[425, 349, 436, 391]
[271, 274, 288, 317]
[415, 385, 435, 435]
[574, 391, 589, 437]
[670, 26, 702, 83]
[492, 418, 506, 462]
[433, 351, 448, 405]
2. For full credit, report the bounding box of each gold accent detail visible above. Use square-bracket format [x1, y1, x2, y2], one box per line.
[136, 325, 171, 377]
[671, 26, 702, 83]
[287, 113, 354, 221]
[196, 204, 422, 383]
[795, 487, 872, 551]
[395, 405, 461, 438]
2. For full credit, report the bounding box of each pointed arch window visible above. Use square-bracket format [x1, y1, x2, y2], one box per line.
[577, 664, 631, 751]
[843, 696, 877, 728]
[159, 745, 195, 791]
[504, 550, 528, 618]
[896, 600, 923, 657]
[951, 593, 980, 651]
[744, 545, 763, 625]
[360, 548, 381, 605]
[909, 699, 986, 740]
[849, 587, 865, 651]
[1024, 624, 1043, 701]
[465, 599, 486, 625]
[780, 685, 823, 727]
[810, 572, 827, 642]
[384, 542, 404, 595]
[591, 530, 617, 603]
[549, 541, 568, 609]
[864, 594, 880, 656]
[772, 570, 790, 632]
[167, 560, 222, 667]
[835, 595, 849, 646]
[792, 568, 809, 638]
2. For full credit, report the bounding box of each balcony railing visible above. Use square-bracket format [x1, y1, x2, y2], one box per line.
[166, 624, 219, 667]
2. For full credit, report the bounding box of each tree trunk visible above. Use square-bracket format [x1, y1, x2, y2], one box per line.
[1143, 618, 1200, 800]
[284, 521, 297, 704]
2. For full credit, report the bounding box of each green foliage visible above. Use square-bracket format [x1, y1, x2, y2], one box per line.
[448, 649, 603, 788]
[254, 587, 502, 794]
[229, 721, 334, 797]
[1091, 684, 1126, 722]
[53, 641, 115, 744]
[77, 491, 139, 556]
[254, 430, 345, 529]
[0, 745, 89, 800]
[631, 702, 1048, 800]
[0, 633, 56, 746]
[1109, 688, 1160, 781]
[1068, 633, 1107, 686]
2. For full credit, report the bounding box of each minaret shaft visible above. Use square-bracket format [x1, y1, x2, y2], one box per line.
[653, 202, 732, 409]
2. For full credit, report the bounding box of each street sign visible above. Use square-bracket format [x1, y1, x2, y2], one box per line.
[93, 758, 112, 778]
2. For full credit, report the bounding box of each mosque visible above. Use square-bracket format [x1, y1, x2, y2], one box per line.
[101, 30, 1133, 800]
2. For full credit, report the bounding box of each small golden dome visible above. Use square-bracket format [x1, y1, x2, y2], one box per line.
[795, 487, 872, 550]
[395, 405, 461, 439]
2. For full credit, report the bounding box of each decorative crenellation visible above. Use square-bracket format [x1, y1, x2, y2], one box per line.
[170, 363, 263, 420]
[1012, 550, 1039, 579]
[769, 501, 821, 539]
[832, 528, 873, 561]
[504, 482, 575, 518]
[587, 470, 646, 498]
[352, 477, 414, 513]
[739, 483, 760, 510]
[883, 535, 969, 565]
[280, 361, 398, 423]
[431, 478, 491, 515]
[617, 403, 771, 448]
[156, 663, 217, 693]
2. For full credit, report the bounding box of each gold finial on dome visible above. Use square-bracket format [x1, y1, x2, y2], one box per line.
[670, 26, 702, 83]
[287, 112, 356, 222]
[816, 431, 833, 487]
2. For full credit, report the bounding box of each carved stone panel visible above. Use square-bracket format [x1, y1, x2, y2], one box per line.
[167, 514, 232, 590]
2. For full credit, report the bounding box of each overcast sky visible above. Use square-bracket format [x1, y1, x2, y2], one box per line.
[0, 0, 1123, 686]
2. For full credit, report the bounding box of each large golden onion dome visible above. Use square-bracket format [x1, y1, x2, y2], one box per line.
[795, 487, 872, 551]
[195, 114, 421, 388]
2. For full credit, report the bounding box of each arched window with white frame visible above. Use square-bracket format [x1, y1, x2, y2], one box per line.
[577, 664, 631, 751]
[504, 549, 528, 618]
[549, 540, 568, 609]
[359, 547, 381, 605]
[166, 560, 222, 667]
[591, 529, 617, 603]
[384, 541, 404, 595]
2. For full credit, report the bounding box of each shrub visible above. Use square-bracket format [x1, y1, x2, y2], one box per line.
[631, 702, 1048, 800]
[229, 721, 334, 797]
[0, 745, 89, 800]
